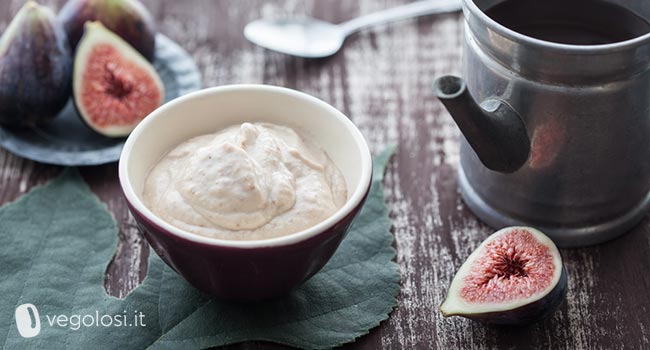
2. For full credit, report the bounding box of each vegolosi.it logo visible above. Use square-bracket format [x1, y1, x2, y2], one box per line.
[15, 303, 41, 338]
[14, 303, 146, 338]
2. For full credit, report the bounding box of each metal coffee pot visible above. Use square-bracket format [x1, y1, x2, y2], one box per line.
[434, 0, 650, 247]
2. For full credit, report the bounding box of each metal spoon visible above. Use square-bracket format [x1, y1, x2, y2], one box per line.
[244, 0, 462, 58]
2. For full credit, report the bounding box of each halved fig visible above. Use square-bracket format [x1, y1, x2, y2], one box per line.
[73, 21, 163, 137]
[440, 226, 567, 324]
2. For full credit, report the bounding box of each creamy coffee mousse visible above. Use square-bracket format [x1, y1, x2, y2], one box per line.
[143, 122, 348, 240]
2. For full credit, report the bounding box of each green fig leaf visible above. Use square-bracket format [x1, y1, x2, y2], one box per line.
[0, 147, 398, 350]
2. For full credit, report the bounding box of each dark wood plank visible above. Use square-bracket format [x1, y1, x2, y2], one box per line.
[1, 0, 649, 349]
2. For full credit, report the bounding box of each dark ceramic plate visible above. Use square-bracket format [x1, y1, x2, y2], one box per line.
[0, 34, 201, 166]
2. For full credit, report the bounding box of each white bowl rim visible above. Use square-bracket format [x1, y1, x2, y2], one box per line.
[118, 84, 373, 249]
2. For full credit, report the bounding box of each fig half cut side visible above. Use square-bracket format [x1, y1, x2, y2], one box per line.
[73, 21, 164, 137]
[440, 226, 567, 324]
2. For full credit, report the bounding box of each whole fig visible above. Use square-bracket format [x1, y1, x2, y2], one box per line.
[0, 1, 73, 127]
[58, 0, 156, 61]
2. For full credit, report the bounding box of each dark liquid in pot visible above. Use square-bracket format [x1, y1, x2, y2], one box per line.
[484, 0, 650, 45]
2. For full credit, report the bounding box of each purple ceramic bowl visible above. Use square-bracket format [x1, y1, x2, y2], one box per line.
[118, 84, 372, 300]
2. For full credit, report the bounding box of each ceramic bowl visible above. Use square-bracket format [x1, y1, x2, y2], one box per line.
[119, 84, 372, 300]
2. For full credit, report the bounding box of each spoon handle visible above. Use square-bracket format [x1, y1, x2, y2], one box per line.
[339, 0, 462, 35]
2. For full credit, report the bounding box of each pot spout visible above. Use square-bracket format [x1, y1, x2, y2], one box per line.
[434, 75, 530, 173]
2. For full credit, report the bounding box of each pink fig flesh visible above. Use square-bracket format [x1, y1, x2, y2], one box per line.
[460, 228, 556, 303]
[81, 44, 161, 128]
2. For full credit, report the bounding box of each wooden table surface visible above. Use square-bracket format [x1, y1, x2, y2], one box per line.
[2, 0, 650, 349]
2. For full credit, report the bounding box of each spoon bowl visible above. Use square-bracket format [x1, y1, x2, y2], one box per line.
[245, 17, 345, 58]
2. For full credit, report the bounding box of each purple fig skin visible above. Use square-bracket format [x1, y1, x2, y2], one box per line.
[58, 0, 156, 61]
[0, 2, 73, 127]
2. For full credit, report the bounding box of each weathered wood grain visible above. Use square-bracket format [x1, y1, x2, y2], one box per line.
[1, 0, 650, 349]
